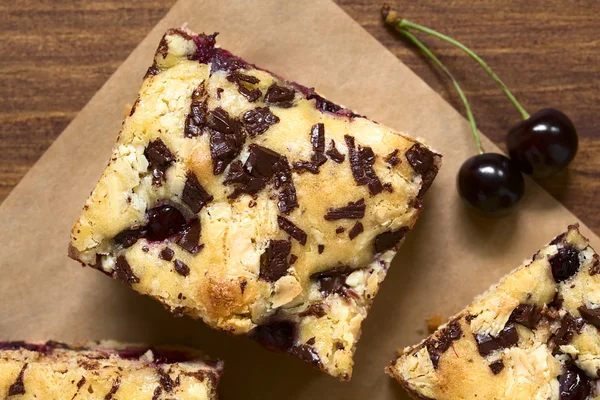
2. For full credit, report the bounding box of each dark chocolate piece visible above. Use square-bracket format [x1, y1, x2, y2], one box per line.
[373, 227, 410, 253]
[174, 260, 190, 277]
[114, 256, 140, 286]
[318, 244, 325, 254]
[145, 205, 187, 241]
[176, 218, 202, 254]
[348, 222, 364, 240]
[264, 84, 295, 108]
[277, 216, 307, 245]
[77, 376, 86, 389]
[238, 85, 262, 103]
[550, 245, 581, 282]
[308, 93, 341, 114]
[152, 387, 162, 400]
[144, 139, 176, 185]
[114, 227, 146, 248]
[260, 240, 292, 282]
[312, 268, 353, 297]
[310, 123, 325, 154]
[289, 345, 322, 367]
[385, 149, 400, 166]
[336, 226, 345, 234]
[160, 248, 174, 261]
[324, 199, 365, 220]
[292, 160, 320, 174]
[251, 320, 296, 352]
[182, 173, 213, 213]
[344, 135, 383, 195]
[306, 337, 316, 346]
[8, 363, 27, 396]
[552, 314, 585, 347]
[104, 378, 120, 400]
[207, 107, 245, 174]
[158, 369, 175, 392]
[425, 319, 462, 369]
[578, 305, 600, 330]
[326, 140, 345, 163]
[558, 365, 591, 400]
[474, 323, 519, 356]
[243, 107, 280, 137]
[289, 254, 298, 265]
[489, 360, 505, 375]
[509, 304, 542, 329]
[226, 72, 260, 85]
[405, 143, 439, 197]
[216, 88, 223, 100]
[184, 85, 208, 138]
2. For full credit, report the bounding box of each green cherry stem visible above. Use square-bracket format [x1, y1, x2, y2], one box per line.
[394, 28, 484, 154]
[382, 4, 530, 120]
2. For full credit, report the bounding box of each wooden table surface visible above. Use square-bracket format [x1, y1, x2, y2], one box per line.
[2, 1, 599, 231]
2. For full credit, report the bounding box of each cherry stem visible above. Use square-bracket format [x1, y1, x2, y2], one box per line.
[394, 29, 483, 154]
[383, 9, 530, 120]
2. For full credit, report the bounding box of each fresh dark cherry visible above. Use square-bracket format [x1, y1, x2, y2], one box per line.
[145, 205, 187, 241]
[507, 108, 578, 178]
[457, 153, 525, 217]
[559, 366, 590, 400]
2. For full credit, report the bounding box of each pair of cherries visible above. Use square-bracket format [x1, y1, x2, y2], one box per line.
[383, 5, 579, 217]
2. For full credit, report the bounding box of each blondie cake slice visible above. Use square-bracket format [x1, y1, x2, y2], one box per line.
[0, 340, 221, 399]
[387, 225, 600, 399]
[69, 28, 441, 379]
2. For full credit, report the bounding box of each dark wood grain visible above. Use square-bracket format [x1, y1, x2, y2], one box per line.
[1, 1, 599, 232]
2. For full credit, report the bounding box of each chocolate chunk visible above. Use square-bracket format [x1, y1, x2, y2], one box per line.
[385, 149, 400, 166]
[474, 323, 519, 356]
[552, 313, 585, 347]
[360, 146, 384, 195]
[226, 71, 260, 85]
[326, 140, 345, 163]
[289, 345, 322, 366]
[264, 84, 295, 108]
[245, 144, 283, 179]
[145, 65, 159, 77]
[550, 232, 567, 246]
[104, 378, 120, 400]
[374, 227, 410, 253]
[206, 44, 247, 72]
[324, 199, 365, 220]
[425, 319, 462, 369]
[289, 254, 298, 265]
[312, 268, 353, 297]
[260, 240, 292, 282]
[240, 280, 248, 294]
[318, 244, 325, 254]
[207, 107, 245, 174]
[216, 88, 223, 100]
[152, 386, 162, 400]
[174, 260, 190, 277]
[277, 216, 307, 245]
[243, 107, 280, 137]
[184, 85, 208, 138]
[145, 139, 176, 185]
[509, 304, 542, 329]
[238, 85, 262, 102]
[114, 256, 140, 286]
[308, 93, 341, 114]
[578, 305, 600, 330]
[182, 173, 213, 213]
[405, 143, 439, 197]
[278, 183, 298, 214]
[589, 254, 600, 276]
[489, 360, 504, 375]
[336, 226, 345, 234]
[160, 248, 174, 261]
[8, 363, 27, 396]
[306, 337, 316, 346]
[114, 226, 146, 248]
[251, 320, 296, 352]
[550, 245, 581, 282]
[348, 222, 364, 240]
[310, 123, 325, 154]
[336, 342, 345, 350]
[177, 218, 202, 254]
[559, 366, 591, 400]
[145, 205, 187, 241]
[77, 376, 86, 389]
[158, 369, 175, 392]
[383, 182, 393, 193]
[292, 160, 320, 174]
[344, 135, 383, 195]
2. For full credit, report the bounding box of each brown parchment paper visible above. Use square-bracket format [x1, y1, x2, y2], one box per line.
[1, 0, 598, 398]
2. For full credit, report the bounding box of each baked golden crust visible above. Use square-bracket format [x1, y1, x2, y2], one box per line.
[0, 340, 221, 399]
[69, 28, 441, 379]
[387, 225, 600, 399]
